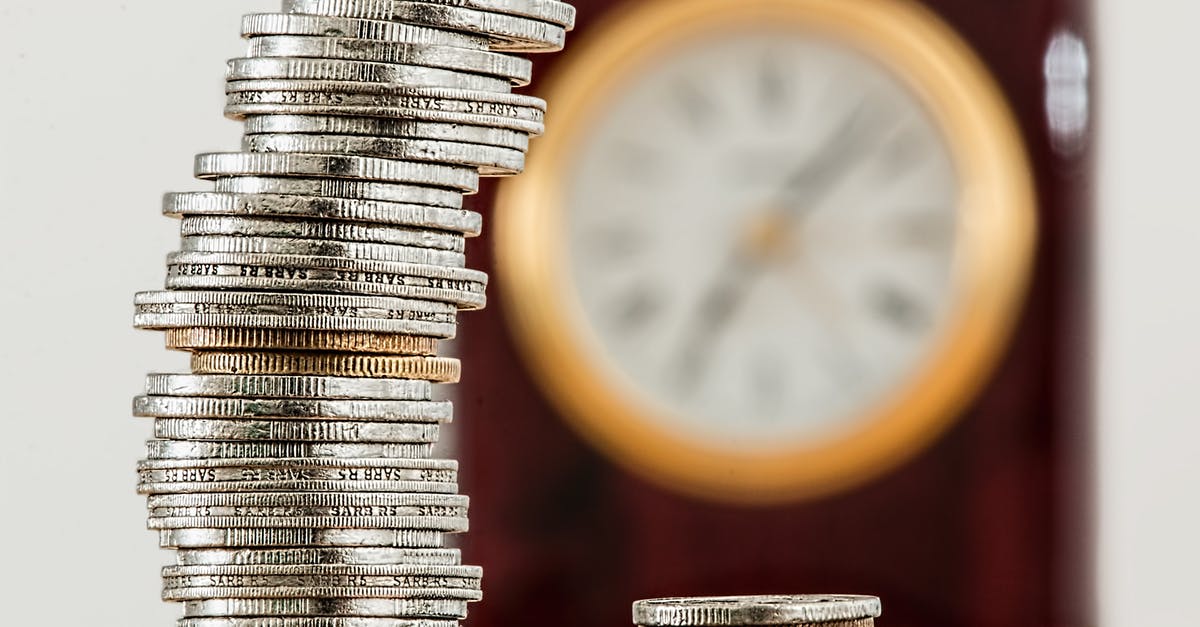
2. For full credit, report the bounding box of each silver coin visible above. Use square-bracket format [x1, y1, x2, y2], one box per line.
[163, 192, 482, 233]
[140, 479, 458, 496]
[244, 134, 525, 176]
[211, 177, 463, 208]
[632, 596, 883, 626]
[180, 216, 466, 252]
[227, 89, 545, 123]
[242, 114, 529, 150]
[148, 516, 470, 532]
[228, 84, 545, 114]
[241, 13, 491, 49]
[194, 153, 479, 193]
[153, 418, 441, 443]
[283, 0, 574, 28]
[226, 101, 544, 135]
[283, 0, 567, 52]
[244, 36, 531, 84]
[160, 527, 445, 549]
[134, 396, 454, 423]
[144, 374, 434, 401]
[145, 440, 435, 461]
[165, 252, 487, 310]
[166, 563, 479, 577]
[226, 57, 510, 92]
[180, 597, 469, 619]
[178, 618, 459, 627]
[133, 290, 458, 337]
[175, 547, 461, 566]
[148, 492, 466, 508]
[163, 586, 481, 601]
[177, 235, 467, 267]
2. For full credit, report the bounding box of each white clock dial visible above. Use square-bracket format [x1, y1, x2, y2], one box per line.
[563, 29, 961, 446]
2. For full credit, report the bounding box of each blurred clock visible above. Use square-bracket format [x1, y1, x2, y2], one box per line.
[495, 0, 1035, 502]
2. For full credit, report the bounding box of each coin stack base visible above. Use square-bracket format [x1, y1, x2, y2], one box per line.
[132, 0, 575, 625]
[632, 595, 883, 627]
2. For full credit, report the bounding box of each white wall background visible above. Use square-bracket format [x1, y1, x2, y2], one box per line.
[0, 1, 1195, 624]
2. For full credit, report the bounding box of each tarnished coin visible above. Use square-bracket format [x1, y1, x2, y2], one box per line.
[632, 596, 883, 626]
[144, 374, 435, 399]
[163, 329, 438, 355]
[153, 418, 441, 443]
[145, 440, 435, 461]
[194, 153, 479, 193]
[241, 13, 491, 49]
[242, 114, 530, 151]
[160, 527, 445, 549]
[134, 396, 453, 422]
[175, 547, 462, 566]
[180, 597, 469, 619]
[190, 352, 462, 382]
[226, 57, 510, 93]
[165, 192, 481, 232]
[180, 216, 466, 252]
[245, 36, 532, 84]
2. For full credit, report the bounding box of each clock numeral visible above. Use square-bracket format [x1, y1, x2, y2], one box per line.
[891, 211, 955, 250]
[607, 139, 666, 183]
[756, 49, 791, 117]
[674, 79, 720, 133]
[608, 282, 663, 334]
[868, 281, 929, 333]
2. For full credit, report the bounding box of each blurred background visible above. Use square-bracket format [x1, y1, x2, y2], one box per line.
[0, 0, 1195, 625]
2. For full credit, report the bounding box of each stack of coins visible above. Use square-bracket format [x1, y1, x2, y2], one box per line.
[131, 1, 574, 624]
[633, 596, 883, 627]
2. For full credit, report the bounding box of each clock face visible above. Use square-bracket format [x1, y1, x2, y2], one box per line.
[564, 30, 960, 447]
[496, 0, 1035, 502]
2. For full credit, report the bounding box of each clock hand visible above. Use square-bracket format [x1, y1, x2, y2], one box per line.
[671, 249, 762, 393]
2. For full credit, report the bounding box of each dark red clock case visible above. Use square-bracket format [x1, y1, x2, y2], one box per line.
[457, 1, 1094, 626]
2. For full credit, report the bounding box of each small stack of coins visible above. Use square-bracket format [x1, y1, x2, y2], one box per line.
[131, 0, 574, 625]
[633, 596, 883, 627]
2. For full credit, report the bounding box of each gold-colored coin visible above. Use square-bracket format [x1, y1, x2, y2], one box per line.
[191, 351, 461, 382]
[166, 328, 438, 356]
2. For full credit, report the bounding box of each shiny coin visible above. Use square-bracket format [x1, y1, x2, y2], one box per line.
[181, 619, 458, 627]
[244, 36, 532, 84]
[134, 396, 453, 422]
[194, 153, 479, 193]
[148, 516, 470, 532]
[164, 192, 481, 233]
[161, 527, 445, 549]
[244, 134, 525, 176]
[145, 440, 434, 461]
[226, 56, 510, 92]
[242, 13, 490, 49]
[175, 547, 461, 566]
[189, 352, 461, 382]
[177, 235, 467, 267]
[180, 597, 468, 619]
[632, 595, 883, 626]
[242, 114, 529, 151]
[163, 586, 481, 601]
[180, 217, 466, 252]
[133, 290, 458, 337]
[166, 252, 488, 310]
[211, 177, 463, 208]
[153, 418, 441, 443]
[144, 374, 435, 399]
[283, 0, 567, 52]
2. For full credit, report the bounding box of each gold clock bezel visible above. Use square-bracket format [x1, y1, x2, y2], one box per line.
[495, 0, 1037, 504]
